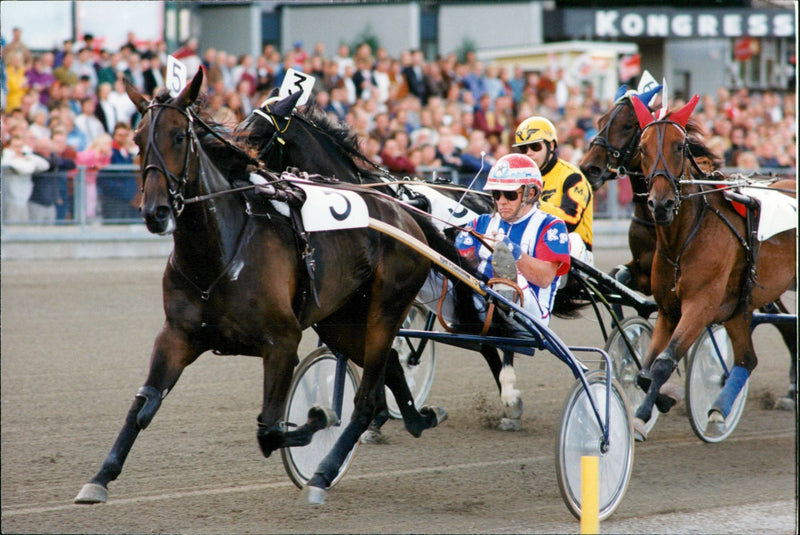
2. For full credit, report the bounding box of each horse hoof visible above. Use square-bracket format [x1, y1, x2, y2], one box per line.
[300, 485, 327, 505]
[498, 417, 522, 432]
[359, 428, 387, 444]
[74, 483, 108, 504]
[774, 396, 796, 412]
[503, 398, 523, 420]
[421, 406, 448, 426]
[705, 411, 726, 437]
[633, 418, 648, 442]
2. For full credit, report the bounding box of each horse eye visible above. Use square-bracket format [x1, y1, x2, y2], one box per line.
[174, 133, 186, 144]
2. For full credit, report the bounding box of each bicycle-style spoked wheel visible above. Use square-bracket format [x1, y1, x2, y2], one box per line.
[281, 348, 360, 489]
[603, 316, 658, 434]
[386, 302, 437, 419]
[556, 370, 634, 521]
[685, 324, 747, 443]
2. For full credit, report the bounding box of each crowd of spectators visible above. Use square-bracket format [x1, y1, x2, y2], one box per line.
[1, 27, 797, 224]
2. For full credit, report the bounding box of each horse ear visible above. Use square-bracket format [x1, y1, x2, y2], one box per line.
[669, 94, 700, 128]
[631, 95, 655, 129]
[638, 84, 663, 107]
[124, 78, 149, 114]
[271, 90, 303, 118]
[614, 85, 628, 102]
[177, 67, 204, 109]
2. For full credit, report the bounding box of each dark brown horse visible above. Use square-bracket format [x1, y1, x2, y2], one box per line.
[629, 95, 796, 440]
[74, 69, 473, 506]
[234, 92, 532, 432]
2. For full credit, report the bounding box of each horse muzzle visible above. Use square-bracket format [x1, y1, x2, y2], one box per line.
[143, 204, 176, 235]
[647, 196, 676, 225]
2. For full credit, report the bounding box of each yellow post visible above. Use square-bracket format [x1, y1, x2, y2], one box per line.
[581, 455, 599, 534]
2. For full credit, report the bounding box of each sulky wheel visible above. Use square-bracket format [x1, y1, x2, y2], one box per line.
[556, 370, 634, 521]
[281, 347, 360, 489]
[603, 316, 658, 434]
[685, 324, 747, 443]
[385, 302, 437, 419]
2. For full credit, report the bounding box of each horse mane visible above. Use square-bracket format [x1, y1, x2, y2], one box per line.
[683, 118, 723, 171]
[300, 96, 361, 154]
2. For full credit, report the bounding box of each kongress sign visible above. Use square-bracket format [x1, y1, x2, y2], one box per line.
[562, 8, 795, 39]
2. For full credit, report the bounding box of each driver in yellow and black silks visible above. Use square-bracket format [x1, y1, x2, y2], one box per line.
[513, 116, 594, 269]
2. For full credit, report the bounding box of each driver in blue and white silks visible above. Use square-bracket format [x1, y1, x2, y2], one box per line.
[455, 153, 571, 326]
[417, 153, 570, 328]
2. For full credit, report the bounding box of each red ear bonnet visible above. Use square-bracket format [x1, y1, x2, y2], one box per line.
[668, 94, 700, 128]
[631, 95, 655, 129]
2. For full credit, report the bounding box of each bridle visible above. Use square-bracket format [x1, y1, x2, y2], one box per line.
[640, 119, 696, 215]
[141, 100, 264, 217]
[589, 97, 643, 179]
[140, 101, 197, 217]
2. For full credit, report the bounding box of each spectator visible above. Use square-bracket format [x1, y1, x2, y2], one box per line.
[402, 49, 428, 105]
[458, 130, 495, 190]
[123, 53, 146, 93]
[74, 97, 105, 144]
[4, 51, 29, 111]
[29, 136, 76, 223]
[25, 53, 56, 107]
[61, 111, 88, 152]
[72, 48, 98, 90]
[28, 109, 51, 139]
[94, 82, 118, 134]
[53, 39, 74, 68]
[1, 134, 50, 222]
[142, 54, 165, 97]
[51, 128, 78, 220]
[352, 55, 376, 102]
[96, 51, 122, 87]
[333, 44, 354, 78]
[109, 78, 139, 129]
[53, 52, 79, 87]
[75, 132, 112, 220]
[380, 131, 415, 175]
[3, 27, 33, 65]
[97, 122, 140, 221]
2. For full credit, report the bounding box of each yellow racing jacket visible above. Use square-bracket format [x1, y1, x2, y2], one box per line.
[538, 158, 593, 249]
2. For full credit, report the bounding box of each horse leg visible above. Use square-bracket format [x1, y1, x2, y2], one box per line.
[634, 306, 707, 440]
[497, 350, 523, 431]
[383, 347, 447, 437]
[706, 314, 757, 437]
[75, 328, 199, 504]
[255, 334, 327, 458]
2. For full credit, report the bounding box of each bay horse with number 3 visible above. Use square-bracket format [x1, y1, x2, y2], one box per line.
[74, 68, 465, 506]
[629, 94, 796, 440]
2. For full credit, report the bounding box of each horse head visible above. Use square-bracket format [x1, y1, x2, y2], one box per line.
[580, 82, 662, 191]
[633, 94, 700, 225]
[235, 89, 304, 171]
[127, 69, 204, 235]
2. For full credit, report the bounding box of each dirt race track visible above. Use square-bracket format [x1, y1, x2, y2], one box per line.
[1, 248, 797, 534]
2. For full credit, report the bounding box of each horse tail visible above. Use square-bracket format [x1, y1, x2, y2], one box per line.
[552, 276, 590, 319]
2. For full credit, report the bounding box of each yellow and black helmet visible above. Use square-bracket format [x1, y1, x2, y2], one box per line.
[513, 116, 558, 148]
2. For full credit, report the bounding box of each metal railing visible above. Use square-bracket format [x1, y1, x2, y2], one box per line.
[1, 164, 142, 231]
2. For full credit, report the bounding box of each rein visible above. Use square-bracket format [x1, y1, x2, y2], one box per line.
[644, 120, 757, 305]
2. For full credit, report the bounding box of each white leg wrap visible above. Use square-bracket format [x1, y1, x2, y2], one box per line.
[499, 366, 520, 407]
